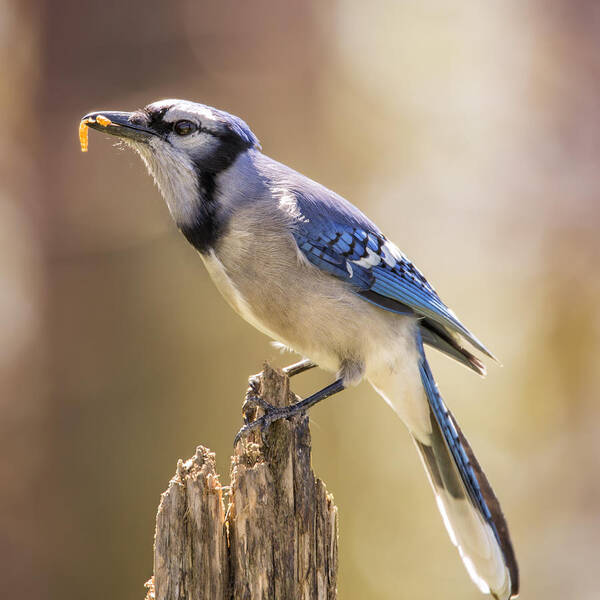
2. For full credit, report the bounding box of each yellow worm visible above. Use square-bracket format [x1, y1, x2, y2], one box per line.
[96, 115, 112, 127]
[79, 118, 92, 152]
[79, 115, 112, 152]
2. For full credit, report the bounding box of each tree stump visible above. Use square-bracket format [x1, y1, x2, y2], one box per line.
[145, 364, 338, 600]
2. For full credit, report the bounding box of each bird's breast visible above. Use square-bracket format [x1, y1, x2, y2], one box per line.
[200, 248, 281, 342]
[201, 209, 416, 378]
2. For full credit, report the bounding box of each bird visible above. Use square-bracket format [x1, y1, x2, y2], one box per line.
[81, 99, 519, 599]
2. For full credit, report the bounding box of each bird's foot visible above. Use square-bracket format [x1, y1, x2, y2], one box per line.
[234, 398, 297, 446]
[234, 375, 307, 446]
[233, 362, 322, 446]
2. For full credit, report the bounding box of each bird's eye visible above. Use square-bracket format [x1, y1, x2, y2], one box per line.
[174, 120, 198, 136]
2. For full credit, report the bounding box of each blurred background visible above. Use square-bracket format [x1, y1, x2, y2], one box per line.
[2, 0, 599, 598]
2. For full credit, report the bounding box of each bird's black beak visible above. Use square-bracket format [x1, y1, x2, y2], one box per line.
[81, 110, 156, 143]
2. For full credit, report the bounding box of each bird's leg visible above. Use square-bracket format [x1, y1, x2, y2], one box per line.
[234, 378, 345, 445]
[282, 359, 317, 377]
[238, 359, 318, 442]
[242, 360, 317, 417]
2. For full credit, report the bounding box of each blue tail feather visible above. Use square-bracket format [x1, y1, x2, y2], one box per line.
[415, 333, 519, 599]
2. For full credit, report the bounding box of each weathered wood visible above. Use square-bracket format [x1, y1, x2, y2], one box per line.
[146, 364, 338, 600]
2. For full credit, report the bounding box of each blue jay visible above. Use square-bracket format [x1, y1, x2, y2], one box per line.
[82, 99, 518, 599]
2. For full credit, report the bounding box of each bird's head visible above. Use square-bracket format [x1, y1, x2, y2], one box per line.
[83, 98, 259, 171]
[81, 99, 260, 245]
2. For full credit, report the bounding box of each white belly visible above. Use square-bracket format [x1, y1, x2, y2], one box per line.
[201, 249, 282, 342]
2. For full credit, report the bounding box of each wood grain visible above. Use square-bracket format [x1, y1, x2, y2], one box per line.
[146, 364, 338, 600]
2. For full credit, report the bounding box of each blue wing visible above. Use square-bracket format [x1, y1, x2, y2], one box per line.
[255, 153, 494, 368]
[291, 208, 495, 367]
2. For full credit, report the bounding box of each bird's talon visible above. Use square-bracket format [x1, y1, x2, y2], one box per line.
[241, 395, 259, 424]
[233, 426, 248, 447]
[243, 393, 276, 413]
[233, 403, 293, 446]
[233, 414, 269, 446]
[248, 373, 262, 394]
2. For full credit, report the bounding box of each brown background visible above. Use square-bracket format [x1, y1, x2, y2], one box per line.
[2, 1, 599, 598]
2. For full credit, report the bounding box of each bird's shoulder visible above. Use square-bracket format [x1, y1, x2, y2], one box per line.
[254, 153, 437, 294]
[253, 152, 378, 230]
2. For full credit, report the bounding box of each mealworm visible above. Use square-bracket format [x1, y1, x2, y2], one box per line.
[79, 118, 93, 152]
[79, 115, 112, 152]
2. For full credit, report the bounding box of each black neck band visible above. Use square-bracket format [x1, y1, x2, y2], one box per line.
[179, 132, 252, 254]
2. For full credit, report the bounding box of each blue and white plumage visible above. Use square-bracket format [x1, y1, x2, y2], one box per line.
[83, 99, 519, 599]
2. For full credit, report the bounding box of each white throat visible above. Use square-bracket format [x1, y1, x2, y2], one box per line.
[129, 138, 199, 228]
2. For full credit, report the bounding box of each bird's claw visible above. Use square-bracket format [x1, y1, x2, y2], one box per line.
[235, 367, 314, 446]
[242, 393, 274, 416]
[234, 413, 270, 446]
[235, 394, 291, 446]
[240, 372, 268, 425]
[248, 373, 261, 394]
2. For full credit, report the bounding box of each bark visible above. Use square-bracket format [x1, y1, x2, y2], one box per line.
[145, 364, 338, 600]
